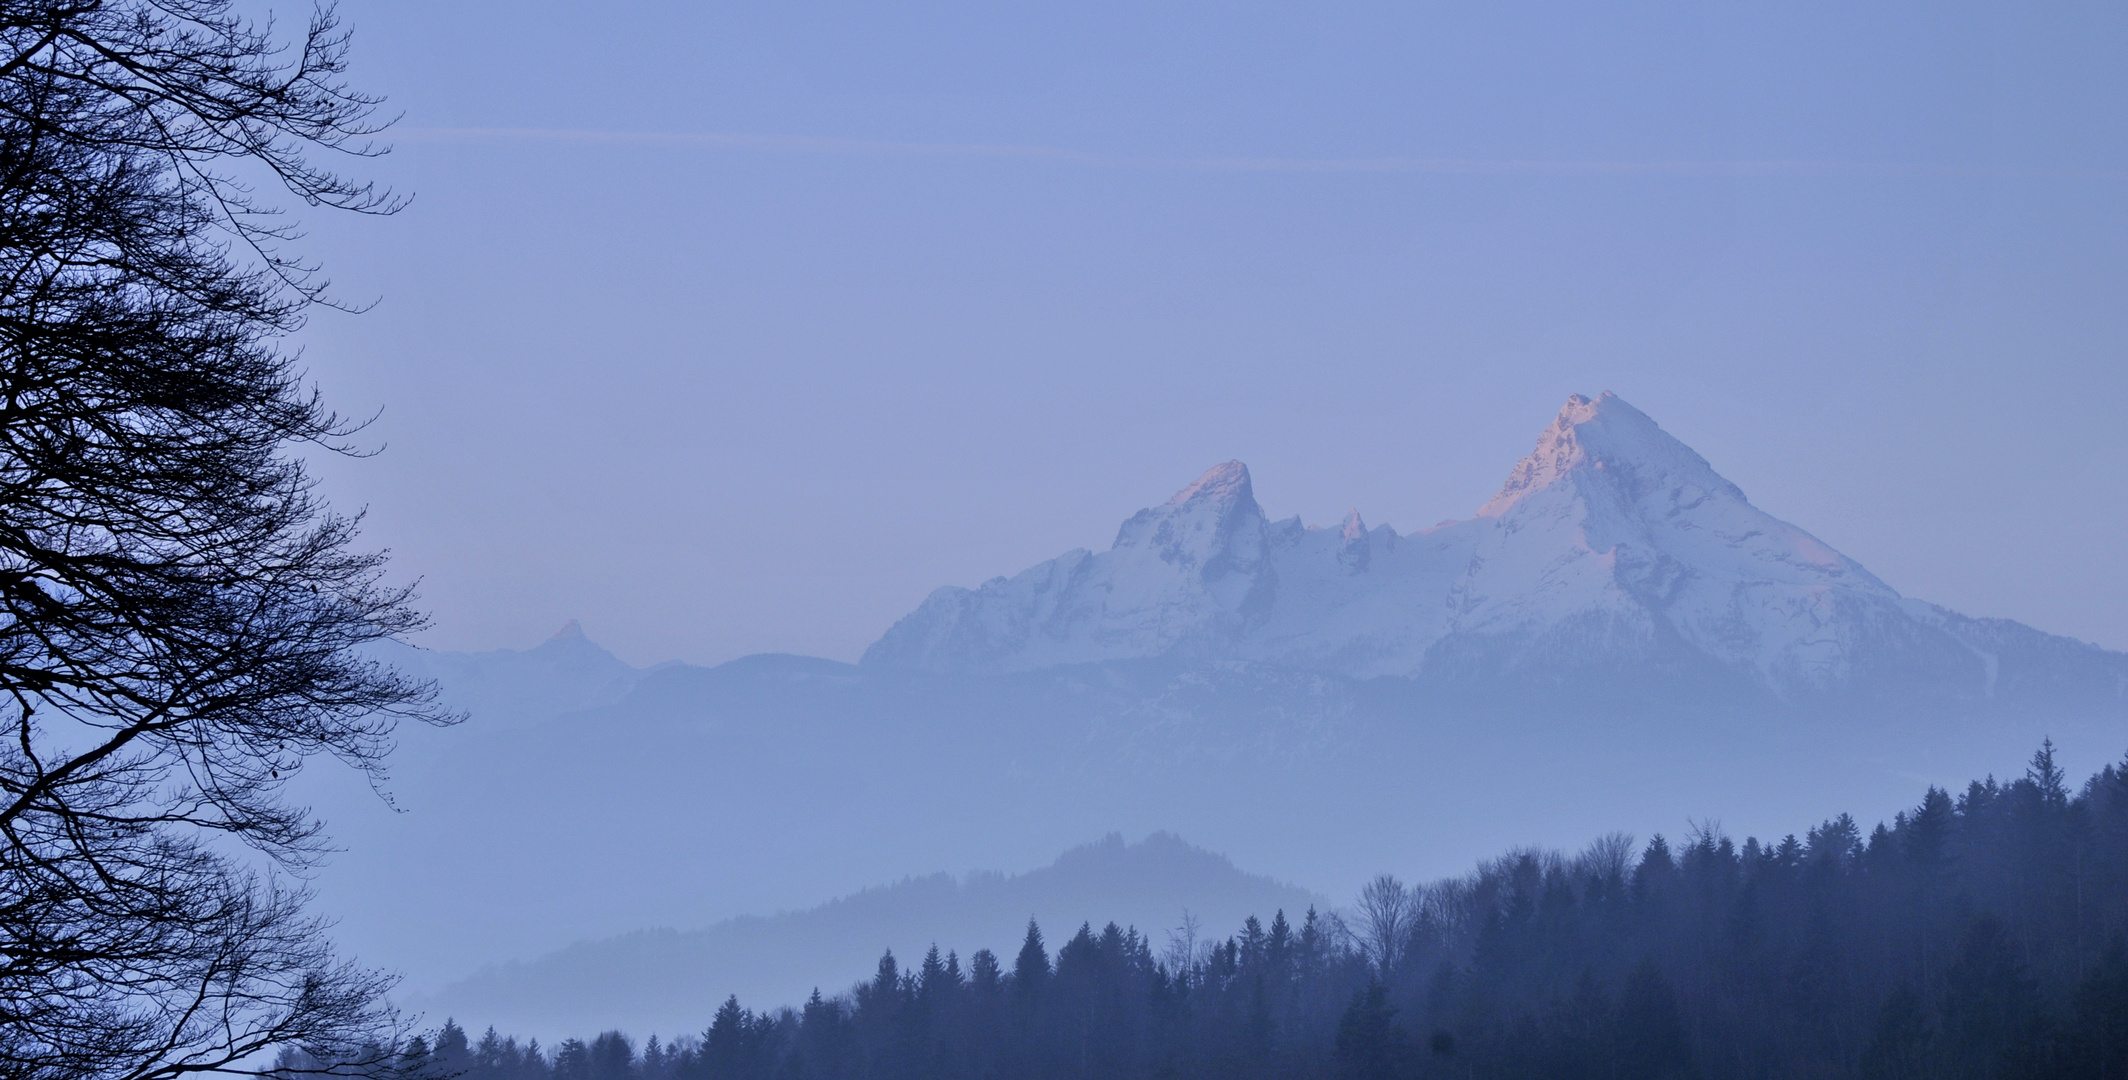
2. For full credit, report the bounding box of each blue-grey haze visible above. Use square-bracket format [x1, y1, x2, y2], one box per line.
[264, 0, 2128, 1044]
[290, 1, 2128, 669]
[295, 395, 2124, 1032]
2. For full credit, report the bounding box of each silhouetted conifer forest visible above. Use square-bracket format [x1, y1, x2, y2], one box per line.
[357, 742, 2128, 1079]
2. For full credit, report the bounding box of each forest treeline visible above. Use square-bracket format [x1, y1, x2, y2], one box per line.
[350, 741, 2128, 1079]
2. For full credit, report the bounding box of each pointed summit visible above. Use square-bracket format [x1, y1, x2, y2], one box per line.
[1165, 460, 1253, 508]
[865, 460, 1276, 672]
[1113, 460, 1270, 582]
[1116, 461, 1267, 562]
[1337, 509, 1370, 573]
[1476, 391, 1740, 518]
[547, 619, 587, 643]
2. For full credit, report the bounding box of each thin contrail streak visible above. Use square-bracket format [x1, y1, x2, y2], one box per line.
[392, 125, 2125, 180]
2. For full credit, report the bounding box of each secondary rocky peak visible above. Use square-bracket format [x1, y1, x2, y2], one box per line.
[1340, 509, 1366, 542]
[1337, 509, 1371, 573]
[1166, 460, 1254, 509]
[1113, 460, 1269, 563]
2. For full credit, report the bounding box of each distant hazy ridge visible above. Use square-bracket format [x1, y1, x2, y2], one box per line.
[415, 834, 1318, 1040]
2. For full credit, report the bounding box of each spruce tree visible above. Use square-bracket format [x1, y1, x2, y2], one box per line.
[1615, 960, 1692, 1080]
[1014, 919, 1050, 998]
[1333, 982, 1407, 1080]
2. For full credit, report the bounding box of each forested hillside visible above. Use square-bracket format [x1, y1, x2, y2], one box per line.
[368, 742, 2128, 1079]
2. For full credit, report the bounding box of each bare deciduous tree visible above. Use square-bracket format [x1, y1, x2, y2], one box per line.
[1164, 909, 1203, 988]
[1572, 831, 1638, 888]
[1355, 874, 1413, 976]
[0, 3, 445, 1078]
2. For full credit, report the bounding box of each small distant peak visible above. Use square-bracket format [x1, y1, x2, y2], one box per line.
[1336, 508, 1372, 572]
[1164, 460, 1254, 508]
[1341, 508, 1367, 541]
[547, 619, 586, 643]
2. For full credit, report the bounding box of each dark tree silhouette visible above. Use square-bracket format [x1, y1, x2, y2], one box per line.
[0, 3, 439, 1078]
[447, 742, 2128, 1080]
[1614, 960, 1692, 1080]
[2067, 942, 2128, 1078]
[1860, 983, 1933, 1080]
[1941, 916, 2051, 1079]
[1014, 919, 1051, 999]
[1332, 982, 1407, 1080]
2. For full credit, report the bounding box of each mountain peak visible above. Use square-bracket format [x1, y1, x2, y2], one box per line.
[1340, 508, 1366, 541]
[863, 392, 2112, 697]
[1118, 461, 1268, 564]
[1476, 391, 1740, 518]
[1166, 460, 1253, 508]
[1336, 509, 1371, 573]
[547, 619, 587, 643]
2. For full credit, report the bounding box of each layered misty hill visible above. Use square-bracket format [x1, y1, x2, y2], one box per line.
[868, 392, 2127, 707]
[414, 833, 1318, 1041]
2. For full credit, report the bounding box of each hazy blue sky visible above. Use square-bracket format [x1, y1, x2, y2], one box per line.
[293, 1, 2128, 666]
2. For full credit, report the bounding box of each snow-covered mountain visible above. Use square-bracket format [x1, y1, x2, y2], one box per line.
[867, 392, 2126, 703]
